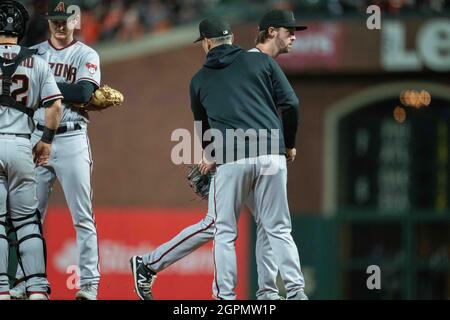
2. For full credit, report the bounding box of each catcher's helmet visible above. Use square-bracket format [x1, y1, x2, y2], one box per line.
[0, 0, 29, 40]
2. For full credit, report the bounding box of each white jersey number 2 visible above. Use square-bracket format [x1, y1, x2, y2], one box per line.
[0, 74, 29, 104]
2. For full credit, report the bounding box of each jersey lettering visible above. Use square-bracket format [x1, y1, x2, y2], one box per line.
[1, 53, 34, 68]
[48, 62, 77, 82]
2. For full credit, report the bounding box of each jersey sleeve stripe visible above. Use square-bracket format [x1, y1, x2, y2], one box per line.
[41, 94, 63, 104]
[77, 78, 100, 87]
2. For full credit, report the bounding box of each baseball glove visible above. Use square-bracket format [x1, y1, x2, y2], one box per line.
[187, 165, 212, 200]
[79, 85, 124, 111]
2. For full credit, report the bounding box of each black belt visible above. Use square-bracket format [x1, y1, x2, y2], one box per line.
[36, 123, 82, 134]
[0, 133, 31, 139]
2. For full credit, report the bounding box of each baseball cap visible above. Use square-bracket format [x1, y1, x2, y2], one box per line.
[258, 10, 307, 31]
[45, 0, 78, 20]
[194, 17, 232, 43]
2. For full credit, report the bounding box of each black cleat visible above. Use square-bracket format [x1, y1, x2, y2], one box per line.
[130, 256, 157, 300]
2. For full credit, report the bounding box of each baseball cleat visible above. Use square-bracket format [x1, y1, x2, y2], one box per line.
[130, 255, 157, 300]
[288, 290, 308, 300]
[0, 292, 11, 300]
[9, 281, 27, 300]
[28, 292, 49, 300]
[75, 284, 98, 300]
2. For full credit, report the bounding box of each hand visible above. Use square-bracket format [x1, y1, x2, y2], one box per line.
[198, 157, 216, 175]
[286, 148, 296, 163]
[33, 141, 52, 166]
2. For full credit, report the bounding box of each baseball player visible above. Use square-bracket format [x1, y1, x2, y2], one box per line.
[248, 9, 308, 301]
[130, 11, 308, 301]
[189, 17, 305, 300]
[10, 0, 101, 300]
[0, 0, 62, 300]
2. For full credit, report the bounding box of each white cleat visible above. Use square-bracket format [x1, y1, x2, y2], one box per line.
[75, 284, 98, 300]
[28, 293, 49, 300]
[0, 292, 11, 300]
[288, 290, 309, 300]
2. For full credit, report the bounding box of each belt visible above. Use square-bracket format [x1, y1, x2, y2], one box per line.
[0, 133, 31, 139]
[36, 123, 82, 134]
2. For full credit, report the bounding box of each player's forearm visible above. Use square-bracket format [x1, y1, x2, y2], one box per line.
[44, 99, 62, 130]
[281, 107, 299, 149]
[190, 90, 211, 149]
[57, 81, 96, 103]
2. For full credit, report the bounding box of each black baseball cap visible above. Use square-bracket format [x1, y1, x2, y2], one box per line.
[194, 17, 232, 43]
[258, 10, 307, 31]
[45, 0, 78, 20]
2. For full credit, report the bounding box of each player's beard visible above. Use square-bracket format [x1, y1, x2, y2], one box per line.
[275, 36, 292, 55]
[278, 42, 290, 55]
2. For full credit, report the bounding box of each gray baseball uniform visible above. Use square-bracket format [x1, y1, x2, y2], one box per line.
[30, 40, 101, 289]
[0, 44, 62, 295]
[212, 155, 304, 300]
[141, 179, 215, 273]
[141, 168, 282, 299]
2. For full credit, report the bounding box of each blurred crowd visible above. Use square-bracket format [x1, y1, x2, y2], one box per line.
[22, 0, 216, 46]
[292, 0, 450, 16]
[21, 0, 450, 47]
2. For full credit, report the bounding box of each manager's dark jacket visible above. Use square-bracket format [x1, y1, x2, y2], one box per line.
[190, 44, 299, 164]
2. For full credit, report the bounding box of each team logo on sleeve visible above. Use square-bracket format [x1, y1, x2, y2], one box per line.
[86, 63, 98, 74]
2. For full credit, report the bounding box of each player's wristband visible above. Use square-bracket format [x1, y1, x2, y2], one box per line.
[40, 126, 56, 144]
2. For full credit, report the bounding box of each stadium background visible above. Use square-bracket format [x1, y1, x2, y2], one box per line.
[10, 0, 450, 299]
